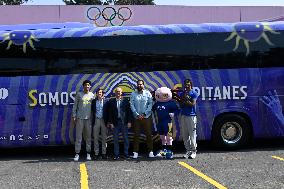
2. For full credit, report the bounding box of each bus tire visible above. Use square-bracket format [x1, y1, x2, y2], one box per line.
[212, 114, 251, 149]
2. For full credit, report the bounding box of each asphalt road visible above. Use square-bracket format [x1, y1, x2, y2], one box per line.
[0, 138, 283, 189]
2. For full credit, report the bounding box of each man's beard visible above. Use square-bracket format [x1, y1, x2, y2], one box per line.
[137, 87, 143, 91]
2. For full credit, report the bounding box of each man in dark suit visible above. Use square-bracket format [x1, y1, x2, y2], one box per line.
[91, 88, 109, 160]
[107, 87, 132, 160]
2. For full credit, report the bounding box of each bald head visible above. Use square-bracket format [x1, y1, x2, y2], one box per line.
[115, 87, 123, 99]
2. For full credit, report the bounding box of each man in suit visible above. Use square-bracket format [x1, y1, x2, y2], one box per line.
[107, 87, 132, 160]
[91, 88, 108, 160]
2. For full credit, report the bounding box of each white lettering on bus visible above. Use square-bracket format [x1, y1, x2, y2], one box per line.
[232, 86, 239, 100]
[223, 86, 231, 99]
[29, 90, 76, 107]
[60, 92, 68, 105]
[70, 92, 76, 103]
[206, 87, 214, 100]
[240, 86, 247, 99]
[0, 88, 8, 100]
[193, 86, 247, 100]
[39, 93, 47, 107]
[48, 92, 59, 106]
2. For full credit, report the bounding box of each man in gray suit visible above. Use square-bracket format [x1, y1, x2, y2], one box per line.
[91, 88, 109, 160]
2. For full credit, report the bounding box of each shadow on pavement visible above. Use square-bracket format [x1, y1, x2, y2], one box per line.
[0, 137, 283, 162]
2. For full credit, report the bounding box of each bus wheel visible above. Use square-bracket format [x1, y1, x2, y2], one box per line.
[212, 114, 251, 149]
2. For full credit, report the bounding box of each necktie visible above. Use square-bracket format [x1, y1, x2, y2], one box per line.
[117, 100, 121, 118]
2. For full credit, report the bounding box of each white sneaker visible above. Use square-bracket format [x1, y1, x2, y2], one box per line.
[86, 153, 91, 161]
[183, 151, 191, 159]
[155, 150, 163, 157]
[133, 152, 138, 159]
[74, 154, 80, 161]
[149, 151, 155, 158]
[156, 149, 167, 157]
[190, 152, 196, 159]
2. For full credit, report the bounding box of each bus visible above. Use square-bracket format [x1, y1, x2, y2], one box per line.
[0, 21, 283, 148]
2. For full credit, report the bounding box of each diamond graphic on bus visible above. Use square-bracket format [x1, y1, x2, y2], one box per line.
[225, 22, 279, 56]
[104, 75, 136, 98]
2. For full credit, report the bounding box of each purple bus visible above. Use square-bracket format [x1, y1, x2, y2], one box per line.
[0, 21, 283, 148]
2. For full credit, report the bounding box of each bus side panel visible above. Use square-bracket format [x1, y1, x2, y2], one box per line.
[258, 68, 284, 137]
[0, 75, 77, 147]
[0, 76, 34, 147]
[199, 68, 284, 139]
[25, 75, 76, 146]
[189, 68, 261, 141]
[1, 67, 283, 147]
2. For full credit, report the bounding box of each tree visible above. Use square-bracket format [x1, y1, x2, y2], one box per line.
[0, 0, 30, 5]
[114, 0, 155, 5]
[63, 0, 103, 5]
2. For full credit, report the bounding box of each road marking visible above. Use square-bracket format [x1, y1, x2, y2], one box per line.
[80, 163, 89, 189]
[178, 162, 228, 189]
[272, 156, 284, 161]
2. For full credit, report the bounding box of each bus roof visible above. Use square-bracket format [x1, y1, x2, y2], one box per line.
[0, 21, 284, 40]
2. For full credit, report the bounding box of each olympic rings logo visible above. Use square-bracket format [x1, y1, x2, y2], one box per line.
[87, 6, 132, 27]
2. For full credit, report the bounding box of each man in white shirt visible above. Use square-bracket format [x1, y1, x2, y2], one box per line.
[72, 80, 94, 161]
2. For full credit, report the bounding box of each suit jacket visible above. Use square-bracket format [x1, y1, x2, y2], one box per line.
[107, 97, 133, 126]
[91, 98, 109, 125]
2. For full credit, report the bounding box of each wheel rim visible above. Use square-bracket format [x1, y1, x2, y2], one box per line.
[220, 122, 243, 144]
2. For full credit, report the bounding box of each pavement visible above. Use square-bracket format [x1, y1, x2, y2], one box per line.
[0, 138, 283, 189]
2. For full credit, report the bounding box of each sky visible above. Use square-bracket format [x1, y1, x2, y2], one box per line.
[25, 0, 284, 6]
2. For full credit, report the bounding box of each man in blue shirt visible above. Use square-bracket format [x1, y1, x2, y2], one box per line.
[179, 79, 198, 159]
[130, 80, 154, 159]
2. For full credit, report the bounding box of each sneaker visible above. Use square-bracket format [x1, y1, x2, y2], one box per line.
[149, 151, 155, 158]
[86, 153, 91, 161]
[113, 156, 119, 160]
[156, 149, 166, 157]
[133, 152, 138, 159]
[74, 154, 80, 161]
[155, 150, 162, 157]
[166, 150, 174, 159]
[190, 152, 196, 159]
[183, 151, 191, 159]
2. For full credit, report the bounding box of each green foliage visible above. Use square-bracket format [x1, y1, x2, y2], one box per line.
[62, 0, 155, 5]
[0, 0, 30, 5]
[0, 0, 155, 5]
[114, 0, 155, 5]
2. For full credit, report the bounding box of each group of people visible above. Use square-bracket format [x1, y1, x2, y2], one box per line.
[72, 79, 198, 161]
